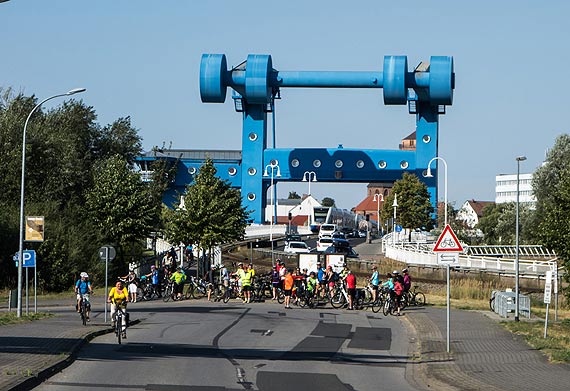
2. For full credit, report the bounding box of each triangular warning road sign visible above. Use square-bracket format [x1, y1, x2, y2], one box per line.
[433, 224, 464, 252]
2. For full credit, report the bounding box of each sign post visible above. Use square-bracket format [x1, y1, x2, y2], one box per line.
[544, 270, 552, 338]
[432, 224, 463, 353]
[99, 245, 116, 322]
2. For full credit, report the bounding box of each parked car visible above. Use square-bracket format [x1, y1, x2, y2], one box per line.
[316, 237, 334, 252]
[284, 241, 311, 254]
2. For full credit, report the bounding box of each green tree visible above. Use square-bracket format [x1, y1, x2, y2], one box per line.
[86, 155, 160, 274]
[321, 197, 335, 207]
[532, 134, 570, 280]
[288, 191, 301, 199]
[380, 173, 434, 231]
[162, 158, 250, 263]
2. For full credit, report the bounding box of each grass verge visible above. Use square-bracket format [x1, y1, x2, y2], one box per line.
[502, 318, 570, 363]
[0, 312, 53, 326]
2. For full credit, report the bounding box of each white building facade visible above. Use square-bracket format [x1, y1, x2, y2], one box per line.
[495, 173, 535, 204]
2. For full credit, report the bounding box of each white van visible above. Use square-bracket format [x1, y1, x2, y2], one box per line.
[318, 224, 338, 238]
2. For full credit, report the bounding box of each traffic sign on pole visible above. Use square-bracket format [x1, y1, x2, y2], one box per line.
[99, 246, 116, 261]
[433, 224, 463, 252]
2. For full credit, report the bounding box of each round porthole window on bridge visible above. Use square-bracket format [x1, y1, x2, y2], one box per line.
[356, 160, 365, 169]
[378, 160, 387, 169]
[335, 160, 343, 168]
[422, 135, 431, 143]
[270, 159, 278, 166]
[291, 159, 300, 168]
[400, 161, 409, 169]
[188, 167, 197, 175]
[247, 167, 257, 176]
[248, 132, 258, 141]
[247, 193, 256, 201]
[228, 167, 237, 176]
[313, 159, 321, 168]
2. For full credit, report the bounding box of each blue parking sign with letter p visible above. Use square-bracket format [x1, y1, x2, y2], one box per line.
[22, 250, 36, 267]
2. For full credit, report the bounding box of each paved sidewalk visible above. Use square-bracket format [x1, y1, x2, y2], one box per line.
[404, 306, 570, 391]
[0, 300, 111, 391]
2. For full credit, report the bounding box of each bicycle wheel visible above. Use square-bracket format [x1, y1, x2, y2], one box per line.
[400, 293, 408, 310]
[371, 297, 383, 313]
[163, 285, 173, 302]
[116, 315, 122, 344]
[362, 288, 373, 305]
[192, 285, 207, 299]
[80, 301, 87, 326]
[185, 284, 194, 300]
[330, 289, 345, 309]
[414, 292, 426, 306]
[277, 290, 285, 304]
[382, 298, 392, 316]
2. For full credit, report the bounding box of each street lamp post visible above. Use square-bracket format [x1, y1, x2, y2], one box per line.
[302, 171, 317, 195]
[373, 193, 384, 235]
[426, 156, 450, 352]
[392, 194, 398, 245]
[263, 162, 281, 266]
[426, 157, 448, 226]
[515, 155, 527, 322]
[17, 88, 86, 317]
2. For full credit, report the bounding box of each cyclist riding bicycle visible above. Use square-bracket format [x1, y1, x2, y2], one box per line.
[75, 272, 93, 321]
[107, 280, 129, 338]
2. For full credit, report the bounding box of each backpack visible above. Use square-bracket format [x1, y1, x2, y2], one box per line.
[331, 272, 339, 282]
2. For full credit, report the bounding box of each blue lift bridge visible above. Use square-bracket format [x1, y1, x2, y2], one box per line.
[138, 53, 455, 224]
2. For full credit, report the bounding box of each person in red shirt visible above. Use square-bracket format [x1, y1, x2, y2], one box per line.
[345, 270, 357, 310]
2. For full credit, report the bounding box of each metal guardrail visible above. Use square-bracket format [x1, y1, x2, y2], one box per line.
[494, 291, 531, 319]
[384, 240, 558, 278]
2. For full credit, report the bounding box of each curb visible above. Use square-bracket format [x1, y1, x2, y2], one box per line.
[8, 319, 142, 391]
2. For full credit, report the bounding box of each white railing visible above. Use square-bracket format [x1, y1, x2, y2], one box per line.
[384, 241, 558, 277]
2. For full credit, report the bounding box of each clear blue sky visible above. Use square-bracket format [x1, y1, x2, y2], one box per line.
[2, 1, 568, 210]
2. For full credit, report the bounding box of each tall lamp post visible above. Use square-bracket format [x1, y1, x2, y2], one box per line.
[426, 157, 448, 226]
[515, 155, 526, 322]
[426, 156, 450, 352]
[17, 88, 86, 317]
[392, 194, 398, 245]
[263, 162, 281, 266]
[373, 193, 384, 235]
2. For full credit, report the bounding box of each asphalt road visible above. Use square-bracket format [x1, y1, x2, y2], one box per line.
[34, 298, 417, 391]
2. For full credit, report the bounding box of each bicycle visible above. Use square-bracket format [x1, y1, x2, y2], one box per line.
[330, 282, 349, 309]
[162, 280, 175, 302]
[185, 276, 207, 300]
[371, 288, 388, 313]
[402, 285, 426, 308]
[111, 300, 127, 344]
[383, 290, 397, 316]
[223, 279, 241, 303]
[78, 294, 90, 326]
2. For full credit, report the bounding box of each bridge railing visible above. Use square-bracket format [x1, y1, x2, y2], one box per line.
[384, 241, 558, 277]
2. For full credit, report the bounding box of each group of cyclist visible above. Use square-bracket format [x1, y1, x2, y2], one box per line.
[74, 260, 413, 336]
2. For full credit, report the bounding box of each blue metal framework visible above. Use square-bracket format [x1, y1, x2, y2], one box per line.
[138, 54, 455, 224]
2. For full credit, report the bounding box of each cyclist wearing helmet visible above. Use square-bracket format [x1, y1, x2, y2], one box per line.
[75, 272, 93, 320]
